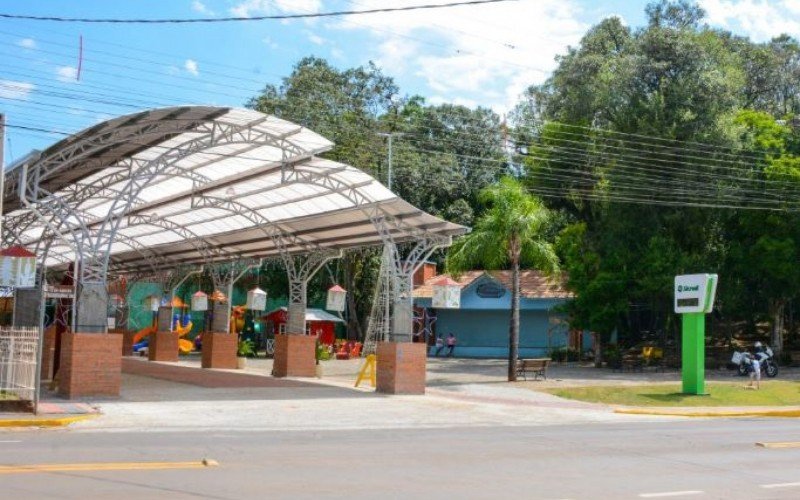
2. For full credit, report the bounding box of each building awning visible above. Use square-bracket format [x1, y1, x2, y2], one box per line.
[2, 106, 467, 274]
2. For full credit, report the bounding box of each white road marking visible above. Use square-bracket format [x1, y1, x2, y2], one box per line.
[639, 491, 704, 498]
[761, 482, 800, 489]
[0, 440, 21, 443]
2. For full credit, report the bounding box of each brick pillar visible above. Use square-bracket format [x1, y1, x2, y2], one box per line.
[376, 342, 427, 395]
[40, 326, 57, 381]
[272, 334, 316, 377]
[148, 331, 179, 362]
[59, 332, 122, 399]
[202, 332, 238, 369]
[122, 331, 136, 356]
[108, 328, 134, 357]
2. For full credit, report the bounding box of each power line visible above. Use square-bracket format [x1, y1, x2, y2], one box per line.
[0, 1, 515, 23]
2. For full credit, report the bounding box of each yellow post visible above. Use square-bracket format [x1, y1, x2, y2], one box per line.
[355, 354, 376, 388]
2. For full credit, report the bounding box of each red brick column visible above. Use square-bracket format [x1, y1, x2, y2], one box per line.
[202, 332, 237, 369]
[148, 331, 179, 362]
[59, 332, 122, 399]
[109, 328, 135, 357]
[376, 342, 427, 395]
[122, 330, 136, 356]
[272, 334, 316, 378]
[40, 326, 57, 381]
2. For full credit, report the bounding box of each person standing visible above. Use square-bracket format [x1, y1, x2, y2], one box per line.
[434, 336, 445, 357]
[446, 333, 457, 357]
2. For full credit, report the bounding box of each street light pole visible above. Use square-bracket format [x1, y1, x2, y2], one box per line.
[0, 113, 5, 241]
[377, 132, 402, 191]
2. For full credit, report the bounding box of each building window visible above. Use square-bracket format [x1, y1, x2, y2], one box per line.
[476, 282, 506, 298]
[278, 323, 286, 334]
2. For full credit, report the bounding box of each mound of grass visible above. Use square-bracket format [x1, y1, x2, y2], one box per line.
[545, 381, 800, 407]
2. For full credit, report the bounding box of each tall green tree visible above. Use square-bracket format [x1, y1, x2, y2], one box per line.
[446, 178, 558, 381]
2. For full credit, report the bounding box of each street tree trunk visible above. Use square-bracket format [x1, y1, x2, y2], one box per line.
[770, 298, 786, 357]
[507, 243, 521, 382]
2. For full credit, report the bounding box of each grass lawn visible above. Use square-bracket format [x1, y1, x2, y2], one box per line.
[545, 381, 800, 407]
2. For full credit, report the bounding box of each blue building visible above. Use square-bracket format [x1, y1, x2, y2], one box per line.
[413, 269, 580, 358]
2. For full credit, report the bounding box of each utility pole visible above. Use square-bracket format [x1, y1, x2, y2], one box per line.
[377, 132, 402, 191]
[0, 113, 5, 241]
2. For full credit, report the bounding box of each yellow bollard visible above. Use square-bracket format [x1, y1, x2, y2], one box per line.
[355, 354, 376, 388]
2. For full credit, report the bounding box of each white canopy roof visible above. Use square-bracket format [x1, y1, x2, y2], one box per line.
[3, 106, 466, 275]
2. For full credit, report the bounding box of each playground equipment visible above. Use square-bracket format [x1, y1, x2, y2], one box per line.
[230, 306, 245, 334]
[132, 324, 156, 344]
[174, 319, 194, 354]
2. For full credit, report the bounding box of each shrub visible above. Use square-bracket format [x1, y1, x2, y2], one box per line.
[549, 347, 580, 362]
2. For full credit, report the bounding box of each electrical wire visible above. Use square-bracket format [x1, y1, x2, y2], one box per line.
[0, 1, 515, 23]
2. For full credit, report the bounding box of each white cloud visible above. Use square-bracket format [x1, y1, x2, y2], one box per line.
[56, 66, 79, 83]
[305, 30, 326, 45]
[700, 0, 800, 41]
[330, 0, 587, 113]
[230, 0, 321, 17]
[184, 59, 199, 76]
[16, 38, 36, 49]
[0, 79, 34, 100]
[191, 0, 214, 15]
[330, 47, 345, 60]
[262, 36, 278, 49]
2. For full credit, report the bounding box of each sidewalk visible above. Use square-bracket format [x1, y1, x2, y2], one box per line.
[0, 401, 98, 428]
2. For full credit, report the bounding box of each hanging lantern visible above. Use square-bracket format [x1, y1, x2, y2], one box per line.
[210, 290, 227, 302]
[171, 296, 186, 309]
[143, 294, 161, 312]
[326, 284, 347, 312]
[246, 287, 267, 311]
[431, 277, 461, 309]
[191, 291, 208, 312]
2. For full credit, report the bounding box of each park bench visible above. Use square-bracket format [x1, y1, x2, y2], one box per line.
[515, 358, 550, 381]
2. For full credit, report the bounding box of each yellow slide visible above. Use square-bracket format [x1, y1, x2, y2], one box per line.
[132, 325, 156, 344]
[174, 320, 194, 354]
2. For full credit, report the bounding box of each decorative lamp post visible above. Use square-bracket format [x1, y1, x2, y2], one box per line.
[431, 277, 461, 309]
[191, 291, 208, 312]
[326, 285, 347, 312]
[246, 287, 267, 312]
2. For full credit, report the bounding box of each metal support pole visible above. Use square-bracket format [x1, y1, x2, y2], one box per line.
[169, 266, 203, 332]
[0, 113, 5, 241]
[377, 132, 402, 191]
[285, 252, 340, 335]
[33, 262, 47, 414]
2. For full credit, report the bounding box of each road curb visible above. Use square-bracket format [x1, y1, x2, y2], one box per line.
[0, 414, 98, 428]
[614, 408, 800, 418]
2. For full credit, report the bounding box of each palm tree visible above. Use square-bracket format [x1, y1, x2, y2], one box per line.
[446, 177, 558, 381]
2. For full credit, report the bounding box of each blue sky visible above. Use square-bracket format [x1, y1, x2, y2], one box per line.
[1, 0, 799, 162]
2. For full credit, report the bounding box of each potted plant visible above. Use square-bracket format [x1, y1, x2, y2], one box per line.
[237, 339, 255, 369]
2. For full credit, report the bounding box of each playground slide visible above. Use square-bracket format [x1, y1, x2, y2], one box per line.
[178, 339, 194, 354]
[132, 325, 156, 344]
[174, 321, 194, 354]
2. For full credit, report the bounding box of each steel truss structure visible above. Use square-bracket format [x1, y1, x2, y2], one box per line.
[1, 106, 466, 342]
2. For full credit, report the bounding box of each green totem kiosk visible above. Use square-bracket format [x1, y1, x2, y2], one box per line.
[674, 273, 719, 395]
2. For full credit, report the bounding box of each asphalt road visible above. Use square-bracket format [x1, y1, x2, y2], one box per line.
[2, 418, 800, 499]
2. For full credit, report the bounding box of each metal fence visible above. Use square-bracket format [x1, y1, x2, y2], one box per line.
[0, 327, 40, 402]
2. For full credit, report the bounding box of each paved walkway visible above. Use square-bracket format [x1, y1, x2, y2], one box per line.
[4, 356, 798, 431]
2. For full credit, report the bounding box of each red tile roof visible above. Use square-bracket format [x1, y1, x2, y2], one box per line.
[413, 270, 572, 299]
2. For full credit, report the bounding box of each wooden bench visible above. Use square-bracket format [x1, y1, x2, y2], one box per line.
[516, 358, 550, 381]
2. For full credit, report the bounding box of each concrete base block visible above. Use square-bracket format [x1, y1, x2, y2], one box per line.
[59, 333, 122, 399]
[148, 331, 179, 362]
[272, 334, 317, 378]
[376, 342, 427, 395]
[202, 332, 238, 369]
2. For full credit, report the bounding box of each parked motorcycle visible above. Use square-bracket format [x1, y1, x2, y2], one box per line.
[731, 344, 779, 378]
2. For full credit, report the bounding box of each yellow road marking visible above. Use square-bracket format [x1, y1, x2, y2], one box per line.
[756, 442, 800, 449]
[0, 459, 219, 474]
